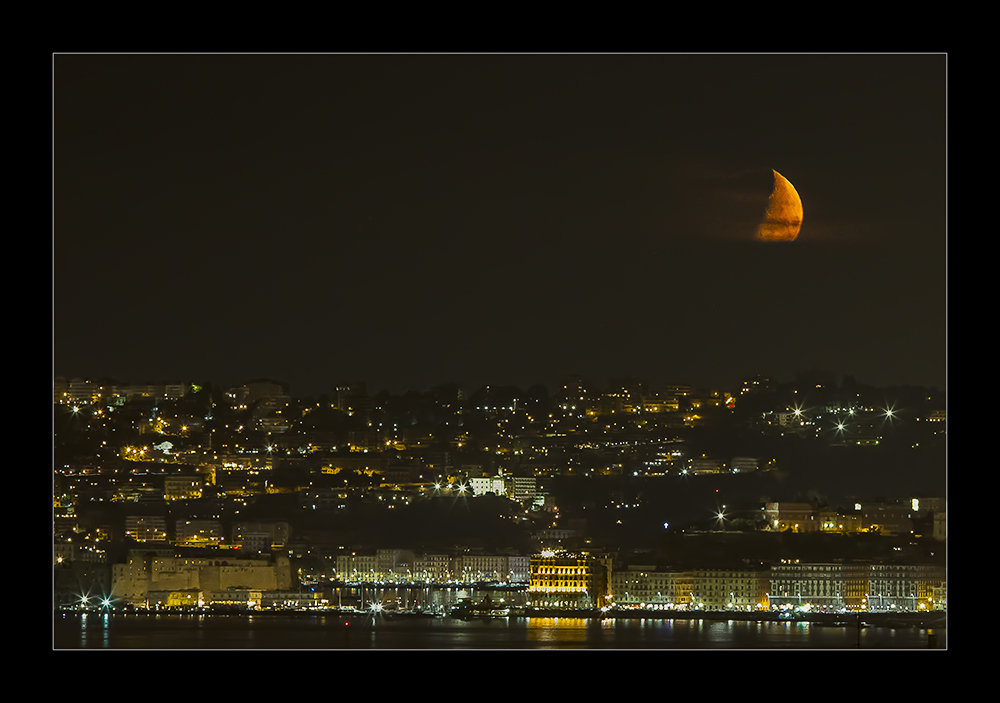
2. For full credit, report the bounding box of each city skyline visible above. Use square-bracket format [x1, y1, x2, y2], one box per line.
[53, 53, 947, 398]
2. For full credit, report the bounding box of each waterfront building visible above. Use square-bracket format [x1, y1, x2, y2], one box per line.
[690, 568, 770, 611]
[377, 549, 417, 583]
[769, 561, 944, 612]
[612, 566, 689, 609]
[203, 588, 263, 610]
[111, 550, 291, 606]
[865, 563, 944, 612]
[528, 552, 612, 609]
[453, 554, 509, 583]
[146, 589, 202, 609]
[769, 561, 867, 611]
[336, 553, 378, 583]
[412, 554, 451, 583]
[508, 555, 530, 584]
[932, 582, 947, 611]
[261, 591, 327, 609]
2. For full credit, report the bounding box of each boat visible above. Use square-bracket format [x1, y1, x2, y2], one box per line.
[450, 594, 510, 619]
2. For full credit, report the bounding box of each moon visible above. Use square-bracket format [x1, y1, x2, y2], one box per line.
[755, 170, 803, 241]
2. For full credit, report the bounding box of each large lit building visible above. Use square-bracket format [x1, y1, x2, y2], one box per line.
[769, 561, 869, 612]
[612, 566, 691, 609]
[864, 563, 945, 612]
[528, 552, 612, 609]
[111, 550, 291, 606]
[769, 561, 944, 612]
[689, 568, 770, 611]
[336, 553, 378, 583]
[412, 554, 451, 583]
[453, 555, 510, 583]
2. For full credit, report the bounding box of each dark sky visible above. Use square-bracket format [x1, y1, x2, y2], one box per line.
[53, 54, 947, 397]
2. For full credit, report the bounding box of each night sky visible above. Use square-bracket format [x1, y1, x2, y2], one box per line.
[53, 54, 946, 397]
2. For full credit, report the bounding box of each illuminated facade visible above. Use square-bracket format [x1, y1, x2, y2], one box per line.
[164, 476, 203, 502]
[336, 553, 378, 583]
[454, 554, 511, 583]
[111, 551, 291, 606]
[865, 563, 944, 612]
[412, 554, 451, 583]
[769, 561, 944, 612]
[689, 568, 770, 611]
[528, 553, 611, 609]
[612, 567, 691, 608]
[769, 561, 868, 611]
[932, 582, 946, 611]
[125, 515, 168, 543]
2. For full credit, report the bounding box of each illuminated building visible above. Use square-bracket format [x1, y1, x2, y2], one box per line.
[336, 553, 378, 583]
[689, 568, 770, 611]
[688, 457, 724, 475]
[202, 589, 263, 610]
[54, 541, 107, 565]
[769, 561, 868, 612]
[412, 554, 451, 583]
[612, 566, 690, 609]
[232, 521, 290, 550]
[769, 561, 943, 612]
[261, 591, 327, 609]
[174, 520, 223, 547]
[931, 582, 947, 611]
[147, 589, 202, 609]
[111, 550, 291, 606]
[764, 502, 820, 533]
[470, 475, 507, 497]
[865, 563, 945, 612]
[377, 549, 417, 583]
[164, 476, 203, 502]
[528, 552, 612, 609]
[125, 515, 168, 543]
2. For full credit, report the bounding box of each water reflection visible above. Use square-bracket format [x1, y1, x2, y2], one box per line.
[54, 612, 946, 650]
[526, 617, 588, 646]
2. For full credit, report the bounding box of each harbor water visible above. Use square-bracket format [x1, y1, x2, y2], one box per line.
[53, 611, 945, 649]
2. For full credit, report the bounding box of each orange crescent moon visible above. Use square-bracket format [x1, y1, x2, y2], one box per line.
[755, 170, 803, 241]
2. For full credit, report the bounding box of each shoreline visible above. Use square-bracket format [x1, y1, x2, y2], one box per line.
[56, 607, 947, 629]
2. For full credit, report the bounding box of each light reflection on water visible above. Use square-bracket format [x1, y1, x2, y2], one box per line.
[526, 617, 588, 645]
[55, 613, 946, 650]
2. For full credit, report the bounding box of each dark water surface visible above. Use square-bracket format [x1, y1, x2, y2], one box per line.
[53, 612, 946, 649]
